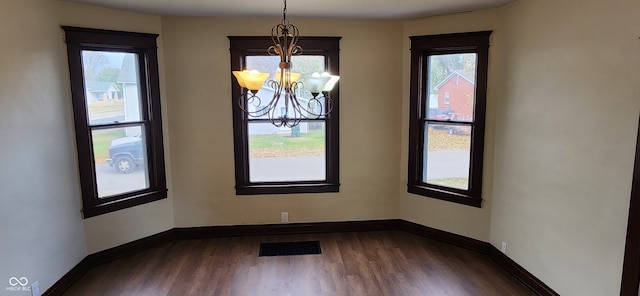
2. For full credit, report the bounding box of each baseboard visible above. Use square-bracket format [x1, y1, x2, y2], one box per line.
[488, 246, 559, 296]
[86, 229, 175, 266]
[42, 258, 91, 296]
[43, 229, 174, 296]
[44, 219, 558, 296]
[174, 219, 399, 239]
[397, 220, 491, 254]
[394, 221, 558, 295]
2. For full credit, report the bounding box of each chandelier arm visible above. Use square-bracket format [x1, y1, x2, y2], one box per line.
[301, 95, 334, 118]
[237, 91, 267, 117]
[233, 0, 335, 127]
[293, 98, 322, 119]
[289, 82, 317, 117]
[268, 80, 284, 114]
[288, 98, 305, 122]
[285, 82, 334, 119]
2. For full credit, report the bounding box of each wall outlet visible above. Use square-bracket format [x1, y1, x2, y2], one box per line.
[31, 281, 40, 296]
[501, 241, 507, 254]
[281, 212, 289, 223]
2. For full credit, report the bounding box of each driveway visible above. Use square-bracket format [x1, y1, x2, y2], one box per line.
[249, 156, 325, 182]
[91, 151, 470, 195]
[425, 150, 470, 179]
[95, 163, 148, 197]
[248, 150, 470, 183]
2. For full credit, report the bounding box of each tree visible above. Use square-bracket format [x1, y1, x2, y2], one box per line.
[82, 51, 109, 80]
[428, 53, 476, 93]
[96, 67, 120, 82]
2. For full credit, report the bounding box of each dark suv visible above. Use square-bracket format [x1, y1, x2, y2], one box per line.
[106, 135, 144, 173]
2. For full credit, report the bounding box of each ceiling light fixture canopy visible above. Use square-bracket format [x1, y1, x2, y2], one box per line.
[232, 0, 339, 127]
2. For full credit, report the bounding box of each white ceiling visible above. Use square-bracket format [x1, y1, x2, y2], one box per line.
[63, 0, 515, 19]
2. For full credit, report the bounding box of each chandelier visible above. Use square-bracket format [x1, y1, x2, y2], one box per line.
[232, 0, 339, 128]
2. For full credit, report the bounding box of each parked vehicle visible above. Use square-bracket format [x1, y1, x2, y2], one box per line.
[106, 135, 144, 173]
[448, 126, 471, 136]
[429, 108, 454, 131]
[428, 108, 454, 120]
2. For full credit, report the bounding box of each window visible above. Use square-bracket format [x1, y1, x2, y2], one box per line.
[63, 27, 167, 218]
[408, 31, 491, 207]
[229, 37, 340, 195]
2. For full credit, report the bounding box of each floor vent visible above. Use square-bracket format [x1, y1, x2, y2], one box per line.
[259, 241, 322, 257]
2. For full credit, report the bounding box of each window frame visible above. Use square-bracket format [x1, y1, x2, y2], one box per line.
[228, 36, 340, 195]
[63, 26, 167, 218]
[407, 31, 491, 207]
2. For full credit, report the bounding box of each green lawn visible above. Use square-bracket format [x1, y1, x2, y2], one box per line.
[88, 102, 124, 114]
[247, 128, 470, 158]
[427, 128, 470, 151]
[92, 129, 126, 163]
[249, 130, 325, 158]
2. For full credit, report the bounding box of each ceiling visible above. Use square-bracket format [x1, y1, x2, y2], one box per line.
[63, 0, 515, 19]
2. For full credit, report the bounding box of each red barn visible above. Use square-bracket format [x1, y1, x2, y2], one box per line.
[433, 71, 475, 121]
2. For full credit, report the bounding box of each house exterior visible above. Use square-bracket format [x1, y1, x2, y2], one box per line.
[117, 54, 142, 136]
[433, 70, 475, 121]
[248, 86, 311, 135]
[84, 80, 120, 105]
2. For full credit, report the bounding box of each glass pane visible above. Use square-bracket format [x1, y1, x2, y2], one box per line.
[82, 51, 143, 125]
[93, 126, 149, 198]
[248, 122, 326, 182]
[244, 55, 326, 119]
[425, 53, 477, 122]
[423, 123, 472, 190]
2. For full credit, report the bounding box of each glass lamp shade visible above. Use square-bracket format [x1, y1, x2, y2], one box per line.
[321, 72, 340, 92]
[301, 73, 331, 94]
[274, 71, 301, 88]
[233, 70, 269, 91]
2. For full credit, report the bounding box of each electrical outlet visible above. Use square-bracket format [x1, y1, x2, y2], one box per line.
[31, 281, 40, 296]
[281, 212, 289, 223]
[501, 241, 507, 254]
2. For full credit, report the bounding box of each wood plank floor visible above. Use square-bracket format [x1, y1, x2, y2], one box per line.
[62, 230, 534, 296]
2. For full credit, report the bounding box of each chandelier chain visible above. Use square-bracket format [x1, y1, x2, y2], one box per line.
[282, 0, 287, 20]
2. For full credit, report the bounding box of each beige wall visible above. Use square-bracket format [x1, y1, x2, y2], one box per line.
[58, 1, 175, 253]
[162, 16, 404, 226]
[0, 0, 86, 291]
[399, 8, 505, 241]
[3, 0, 637, 294]
[490, 0, 640, 294]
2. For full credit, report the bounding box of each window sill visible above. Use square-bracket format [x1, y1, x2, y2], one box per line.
[236, 182, 340, 195]
[83, 189, 168, 218]
[407, 184, 482, 208]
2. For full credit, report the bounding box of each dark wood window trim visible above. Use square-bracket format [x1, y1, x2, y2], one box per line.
[407, 31, 491, 207]
[63, 26, 167, 218]
[228, 36, 340, 195]
[620, 115, 640, 294]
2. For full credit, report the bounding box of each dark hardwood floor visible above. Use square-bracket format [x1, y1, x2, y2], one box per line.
[63, 230, 534, 295]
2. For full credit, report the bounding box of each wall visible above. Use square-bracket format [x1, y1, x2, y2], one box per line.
[161, 16, 404, 226]
[8, 1, 635, 294]
[58, 1, 175, 253]
[399, 8, 505, 241]
[0, 0, 87, 292]
[490, 0, 640, 294]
